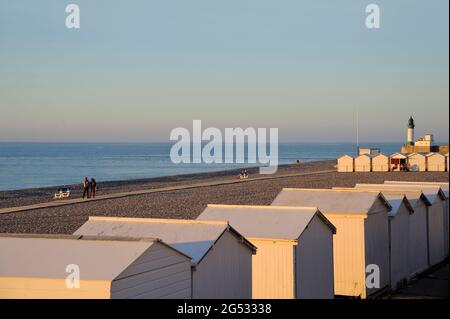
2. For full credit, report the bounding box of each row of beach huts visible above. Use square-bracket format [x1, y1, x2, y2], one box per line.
[0, 181, 448, 299]
[338, 152, 449, 172]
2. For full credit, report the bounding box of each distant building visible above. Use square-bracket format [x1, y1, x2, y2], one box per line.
[358, 148, 380, 156]
[415, 134, 435, 148]
[401, 116, 448, 154]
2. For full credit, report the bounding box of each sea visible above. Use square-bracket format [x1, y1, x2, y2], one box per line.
[0, 142, 407, 191]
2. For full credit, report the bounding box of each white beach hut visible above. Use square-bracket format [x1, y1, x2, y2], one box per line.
[356, 184, 446, 267]
[384, 181, 449, 257]
[354, 184, 431, 277]
[337, 155, 354, 172]
[354, 154, 372, 172]
[371, 153, 390, 172]
[332, 188, 414, 290]
[426, 153, 446, 172]
[74, 217, 256, 299]
[271, 189, 391, 298]
[196, 205, 336, 299]
[407, 153, 427, 172]
[390, 153, 408, 171]
[0, 234, 192, 299]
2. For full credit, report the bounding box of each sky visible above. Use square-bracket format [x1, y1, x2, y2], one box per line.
[0, 0, 448, 143]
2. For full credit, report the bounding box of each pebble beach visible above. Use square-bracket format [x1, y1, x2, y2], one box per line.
[0, 160, 448, 234]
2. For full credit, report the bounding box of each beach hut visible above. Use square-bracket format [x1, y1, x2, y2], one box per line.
[354, 184, 431, 277]
[74, 217, 256, 299]
[196, 205, 336, 299]
[0, 234, 192, 299]
[390, 153, 408, 171]
[426, 153, 446, 172]
[356, 184, 446, 267]
[371, 153, 390, 172]
[384, 181, 449, 258]
[271, 189, 391, 298]
[332, 188, 414, 290]
[407, 153, 427, 172]
[354, 154, 372, 172]
[337, 155, 354, 172]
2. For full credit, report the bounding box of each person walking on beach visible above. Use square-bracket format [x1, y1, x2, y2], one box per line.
[82, 177, 90, 199]
[90, 178, 97, 198]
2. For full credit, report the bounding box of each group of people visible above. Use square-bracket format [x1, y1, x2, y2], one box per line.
[239, 169, 249, 180]
[82, 177, 97, 199]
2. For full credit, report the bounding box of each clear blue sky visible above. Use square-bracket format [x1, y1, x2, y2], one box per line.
[0, 0, 448, 143]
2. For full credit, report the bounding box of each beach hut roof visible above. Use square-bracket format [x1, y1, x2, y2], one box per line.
[356, 154, 374, 159]
[407, 152, 426, 158]
[331, 188, 414, 217]
[74, 217, 256, 265]
[373, 153, 388, 158]
[271, 188, 392, 216]
[367, 189, 428, 207]
[384, 181, 449, 198]
[382, 194, 414, 216]
[338, 154, 353, 159]
[354, 184, 442, 204]
[0, 234, 190, 280]
[197, 205, 335, 241]
[390, 153, 407, 159]
[426, 152, 445, 158]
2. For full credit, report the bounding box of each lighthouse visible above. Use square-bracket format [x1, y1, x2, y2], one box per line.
[407, 116, 415, 146]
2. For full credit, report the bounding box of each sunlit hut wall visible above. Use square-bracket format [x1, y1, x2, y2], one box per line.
[337, 155, 354, 172]
[271, 189, 391, 299]
[426, 153, 447, 171]
[355, 184, 446, 268]
[74, 217, 255, 299]
[407, 153, 427, 172]
[0, 235, 192, 299]
[196, 205, 336, 299]
[384, 181, 449, 258]
[333, 188, 414, 290]
[354, 154, 372, 172]
[371, 153, 389, 172]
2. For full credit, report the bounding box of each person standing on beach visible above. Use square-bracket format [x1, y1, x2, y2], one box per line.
[90, 178, 97, 198]
[82, 177, 90, 199]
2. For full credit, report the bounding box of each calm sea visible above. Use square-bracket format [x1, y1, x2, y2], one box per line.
[0, 142, 405, 191]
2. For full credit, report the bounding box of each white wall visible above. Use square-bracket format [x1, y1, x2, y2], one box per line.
[427, 201, 446, 266]
[409, 203, 429, 276]
[192, 230, 253, 299]
[389, 205, 411, 290]
[111, 242, 192, 299]
[444, 198, 449, 257]
[364, 211, 390, 296]
[296, 215, 334, 299]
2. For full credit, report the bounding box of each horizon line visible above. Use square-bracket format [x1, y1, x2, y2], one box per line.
[1, 141, 448, 144]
